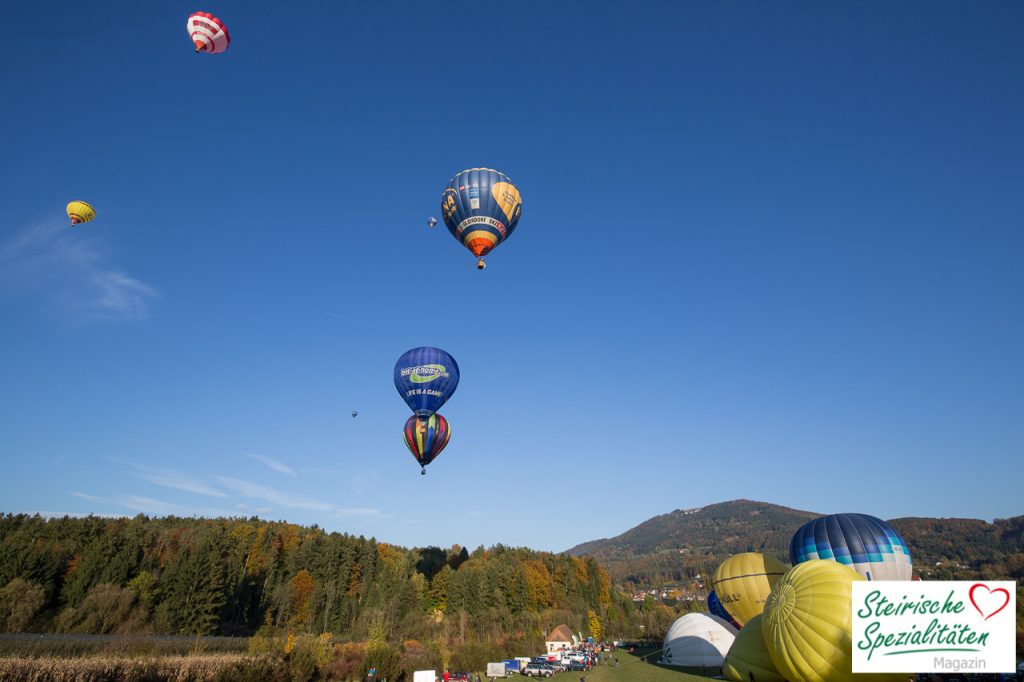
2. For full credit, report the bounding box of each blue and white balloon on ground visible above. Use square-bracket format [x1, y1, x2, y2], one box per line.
[789, 513, 912, 581]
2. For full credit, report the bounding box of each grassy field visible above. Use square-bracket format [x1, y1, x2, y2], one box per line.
[531, 649, 715, 682]
[0, 634, 249, 658]
[0, 653, 271, 681]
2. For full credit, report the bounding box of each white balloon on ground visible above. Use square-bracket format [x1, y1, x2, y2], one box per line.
[660, 612, 738, 668]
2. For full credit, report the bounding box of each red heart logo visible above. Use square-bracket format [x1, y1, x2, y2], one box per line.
[968, 583, 1010, 621]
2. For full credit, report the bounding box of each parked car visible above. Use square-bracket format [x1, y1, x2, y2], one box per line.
[569, 661, 588, 672]
[521, 663, 554, 678]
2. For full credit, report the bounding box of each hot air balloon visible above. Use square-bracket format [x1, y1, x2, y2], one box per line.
[762, 560, 903, 682]
[711, 553, 788, 626]
[722, 614, 786, 682]
[394, 347, 459, 419]
[403, 413, 451, 474]
[351, 410, 358, 418]
[440, 168, 522, 269]
[708, 590, 740, 629]
[66, 201, 96, 226]
[427, 217, 438, 228]
[660, 613, 736, 668]
[187, 12, 230, 53]
[789, 513, 912, 581]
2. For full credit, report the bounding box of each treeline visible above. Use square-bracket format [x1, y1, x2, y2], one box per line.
[0, 514, 649, 656]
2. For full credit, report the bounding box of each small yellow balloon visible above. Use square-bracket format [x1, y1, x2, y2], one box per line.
[722, 614, 786, 682]
[712, 553, 789, 626]
[66, 201, 96, 226]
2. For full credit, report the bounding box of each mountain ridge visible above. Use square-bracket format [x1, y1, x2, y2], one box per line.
[564, 499, 1024, 589]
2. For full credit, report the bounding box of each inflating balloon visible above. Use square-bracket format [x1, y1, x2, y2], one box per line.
[722, 614, 785, 682]
[403, 413, 451, 474]
[187, 12, 230, 53]
[708, 590, 740, 629]
[393, 347, 459, 419]
[711, 553, 788, 626]
[440, 168, 522, 269]
[790, 513, 912, 581]
[762, 560, 902, 682]
[661, 613, 736, 668]
[66, 201, 96, 226]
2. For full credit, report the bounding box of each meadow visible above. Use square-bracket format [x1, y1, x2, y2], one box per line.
[0, 638, 712, 682]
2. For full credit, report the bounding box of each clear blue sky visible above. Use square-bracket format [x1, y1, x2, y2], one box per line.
[1, 1, 1021, 553]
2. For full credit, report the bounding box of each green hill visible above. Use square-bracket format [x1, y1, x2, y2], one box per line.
[565, 499, 1024, 590]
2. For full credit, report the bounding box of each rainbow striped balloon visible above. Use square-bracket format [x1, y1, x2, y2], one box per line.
[403, 413, 451, 474]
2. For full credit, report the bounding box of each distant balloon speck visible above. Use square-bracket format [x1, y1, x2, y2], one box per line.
[351, 411, 358, 418]
[427, 217, 438, 228]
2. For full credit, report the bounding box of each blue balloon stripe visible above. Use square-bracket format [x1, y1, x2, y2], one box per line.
[789, 513, 913, 581]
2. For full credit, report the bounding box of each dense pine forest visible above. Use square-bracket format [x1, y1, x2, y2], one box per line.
[0, 513, 663, 673]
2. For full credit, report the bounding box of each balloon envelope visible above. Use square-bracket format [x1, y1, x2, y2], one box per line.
[708, 590, 740, 629]
[660, 613, 737, 668]
[66, 201, 95, 225]
[789, 513, 912, 581]
[712, 553, 788, 626]
[762, 560, 901, 682]
[403, 413, 451, 471]
[394, 347, 459, 418]
[440, 168, 522, 263]
[722, 614, 785, 682]
[187, 11, 230, 53]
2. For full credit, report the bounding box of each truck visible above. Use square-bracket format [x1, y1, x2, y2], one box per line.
[502, 660, 520, 674]
[487, 662, 507, 679]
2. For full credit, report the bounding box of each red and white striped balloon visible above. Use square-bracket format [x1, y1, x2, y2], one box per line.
[187, 12, 230, 54]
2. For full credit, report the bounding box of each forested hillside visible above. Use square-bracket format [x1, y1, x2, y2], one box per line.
[0, 513, 638, 670]
[565, 500, 818, 587]
[566, 499, 1024, 591]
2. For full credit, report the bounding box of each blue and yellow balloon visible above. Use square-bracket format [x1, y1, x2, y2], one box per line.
[440, 168, 522, 269]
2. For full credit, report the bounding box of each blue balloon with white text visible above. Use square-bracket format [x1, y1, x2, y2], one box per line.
[394, 347, 460, 418]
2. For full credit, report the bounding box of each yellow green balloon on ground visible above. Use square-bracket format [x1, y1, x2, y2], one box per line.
[712, 553, 789, 626]
[762, 559, 902, 682]
[722, 614, 786, 682]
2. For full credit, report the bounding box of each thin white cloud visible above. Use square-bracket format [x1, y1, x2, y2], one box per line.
[0, 219, 157, 320]
[26, 511, 98, 519]
[324, 311, 365, 324]
[245, 453, 297, 476]
[89, 271, 156, 319]
[216, 476, 378, 517]
[236, 503, 274, 514]
[116, 495, 191, 516]
[72, 489, 236, 519]
[112, 495, 238, 518]
[70, 491, 105, 503]
[300, 466, 380, 496]
[129, 465, 226, 498]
